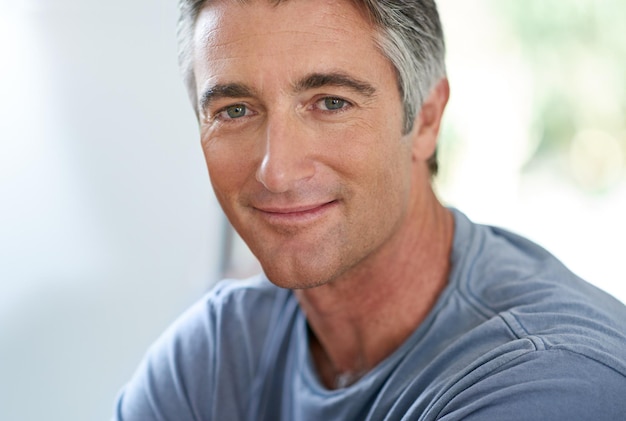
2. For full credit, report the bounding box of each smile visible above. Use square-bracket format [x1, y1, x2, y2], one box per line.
[254, 200, 339, 226]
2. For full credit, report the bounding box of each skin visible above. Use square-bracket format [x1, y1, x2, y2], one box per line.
[193, 0, 453, 388]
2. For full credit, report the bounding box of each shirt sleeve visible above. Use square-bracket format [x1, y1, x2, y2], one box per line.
[433, 349, 626, 420]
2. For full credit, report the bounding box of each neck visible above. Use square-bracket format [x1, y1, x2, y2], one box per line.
[295, 188, 454, 389]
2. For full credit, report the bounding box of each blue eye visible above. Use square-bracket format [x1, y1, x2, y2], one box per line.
[225, 104, 247, 118]
[323, 97, 346, 110]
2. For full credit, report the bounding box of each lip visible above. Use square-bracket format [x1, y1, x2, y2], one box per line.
[253, 200, 338, 225]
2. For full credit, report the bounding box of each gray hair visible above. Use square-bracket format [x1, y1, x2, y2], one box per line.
[177, 0, 446, 173]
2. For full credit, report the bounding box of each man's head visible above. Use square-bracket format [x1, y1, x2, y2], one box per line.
[182, 0, 449, 289]
[177, 0, 446, 174]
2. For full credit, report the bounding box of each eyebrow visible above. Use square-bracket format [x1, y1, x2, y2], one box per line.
[293, 72, 377, 97]
[199, 72, 377, 114]
[199, 83, 256, 114]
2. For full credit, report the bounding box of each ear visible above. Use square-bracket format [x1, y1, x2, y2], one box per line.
[411, 78, 450, 162]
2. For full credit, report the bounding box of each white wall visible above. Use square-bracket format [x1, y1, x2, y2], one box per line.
[0, 1, 224, 420]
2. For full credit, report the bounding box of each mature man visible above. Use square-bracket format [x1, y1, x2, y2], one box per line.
[114, 0, 626, 419]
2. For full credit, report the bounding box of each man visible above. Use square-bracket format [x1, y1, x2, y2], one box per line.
[114, 0, 626, 419]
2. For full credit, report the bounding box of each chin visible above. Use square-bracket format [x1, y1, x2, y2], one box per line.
[260, 262, 334, 290]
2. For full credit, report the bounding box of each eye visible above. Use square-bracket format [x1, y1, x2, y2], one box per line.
[317, 97, 350, 112]
[218, 104, 249, 119]
[323, 97, 345, 110]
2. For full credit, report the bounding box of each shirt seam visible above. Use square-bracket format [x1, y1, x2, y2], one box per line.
[431, 346, 626, 420]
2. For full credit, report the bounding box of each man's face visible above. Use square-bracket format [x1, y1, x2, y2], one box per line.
[193, 0, 426, 289]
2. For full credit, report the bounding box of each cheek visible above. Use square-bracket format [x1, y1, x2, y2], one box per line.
[329, 120, 411, 186]
[357, 137, 414, 218]
[203, 138, 254, 204]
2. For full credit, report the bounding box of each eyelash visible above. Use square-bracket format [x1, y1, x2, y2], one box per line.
[312, 96, 353, 113]
[213, 103, 255, 122]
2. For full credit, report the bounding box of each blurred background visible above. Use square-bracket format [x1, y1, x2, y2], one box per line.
[0, 0, 624, 420]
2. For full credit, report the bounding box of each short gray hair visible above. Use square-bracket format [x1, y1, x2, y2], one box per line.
[177, 0, 446, 173]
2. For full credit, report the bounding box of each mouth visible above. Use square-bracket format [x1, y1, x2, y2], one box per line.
[253, 200, 339, 226]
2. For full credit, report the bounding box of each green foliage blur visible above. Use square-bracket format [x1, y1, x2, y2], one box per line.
[491, 0, 626, 193]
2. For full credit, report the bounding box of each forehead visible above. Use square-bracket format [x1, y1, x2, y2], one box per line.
[193, 0, 374, 46]
[191, 0, 393, 93]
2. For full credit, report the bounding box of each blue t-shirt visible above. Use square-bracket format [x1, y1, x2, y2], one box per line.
[114, 210, 626, 420]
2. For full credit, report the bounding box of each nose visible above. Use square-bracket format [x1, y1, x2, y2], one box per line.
[255, 115, 315, 193]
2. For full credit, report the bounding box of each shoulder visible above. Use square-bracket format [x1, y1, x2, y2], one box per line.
[442, 212, 626, 406]
[428, 346, 626, 420]
[446, 209, 626, 386]
[450, 208, 583, 303]
[200, 275, 291, 329]
[154, 275, 290, 362]
[114, 275, 295, 420]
